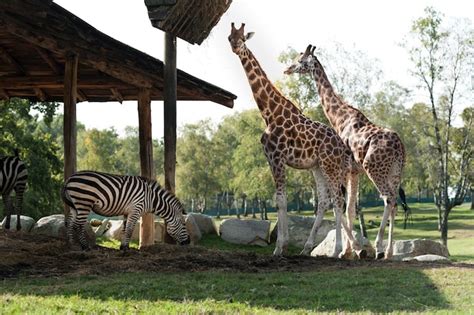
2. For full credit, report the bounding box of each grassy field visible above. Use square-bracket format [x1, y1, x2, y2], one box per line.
[0, 203, 473, 314]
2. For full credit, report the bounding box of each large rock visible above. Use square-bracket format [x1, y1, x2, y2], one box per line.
[185, 214, 202, 244]
[103, 219, 139, 241]
[391, 239, 449, 261]
[402, 254, 450, 262]
[94, 218, 111, 237]
[1, 215, 35, 232]
[311, 229, 375, 258]
[271, 215, 336, 248]
[31, 214, 96, 247]
[220, 218, 270, 246]
[186, 213, 217, 235]
[102, 219, 165, 243]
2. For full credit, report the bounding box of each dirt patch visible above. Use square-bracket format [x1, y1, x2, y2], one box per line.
[0, 231, 471, 279]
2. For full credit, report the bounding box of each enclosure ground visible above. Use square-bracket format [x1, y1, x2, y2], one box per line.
[0, 231, 472, 279]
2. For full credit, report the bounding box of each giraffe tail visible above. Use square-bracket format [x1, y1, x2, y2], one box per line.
[398, 187, 412, 229]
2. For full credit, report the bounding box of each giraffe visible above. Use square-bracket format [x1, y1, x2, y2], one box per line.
[228, 23, 364, 258]
[284, 45, 406, 259]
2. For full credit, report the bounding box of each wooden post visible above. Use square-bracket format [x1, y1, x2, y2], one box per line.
[63, 52, 78, 219]
[138, 88, 155, 248]
[163, 32, 177, 244]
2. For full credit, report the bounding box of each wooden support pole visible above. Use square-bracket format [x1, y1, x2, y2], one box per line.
[163, 32, 177, 244]
[63, 53, 78, 219]
[138, 88, 155, 248]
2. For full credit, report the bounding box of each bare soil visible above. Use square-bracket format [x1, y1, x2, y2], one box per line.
[0, 231, 471, 279]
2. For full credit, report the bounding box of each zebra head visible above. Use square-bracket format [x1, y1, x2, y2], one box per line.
[167, 203, 190, 246]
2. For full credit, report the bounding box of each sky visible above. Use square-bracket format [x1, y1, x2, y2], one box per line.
[54, 0, 474, 138]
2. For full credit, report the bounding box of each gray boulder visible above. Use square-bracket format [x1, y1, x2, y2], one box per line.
[185, 214, 202, 244]
[271, 215, 336, 248]
[220, 218, 270, 246]
[186, 213, 217, 235]
[311, 229, 375, 258]
[93, 218, 111, 237]
[31, 214, 96, 247]
[1, 215, 36, 232]
[391, 239, 449, 261]
[102, 219, 166, 243]
[402, 254, 450, 262]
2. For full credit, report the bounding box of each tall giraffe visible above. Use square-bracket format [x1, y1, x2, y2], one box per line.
[229, 23, 363, 257]
[285, 45, 406, 259]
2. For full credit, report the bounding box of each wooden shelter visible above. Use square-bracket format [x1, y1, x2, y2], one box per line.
[0, 0, 235, 246]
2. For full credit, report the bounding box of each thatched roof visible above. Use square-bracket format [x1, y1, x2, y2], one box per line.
[145, 0, 232, 45]
[0, 0, 236, 107]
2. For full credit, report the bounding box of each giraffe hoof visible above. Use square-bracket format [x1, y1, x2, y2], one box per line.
[357, 249, 367, 259]
[375, 252, 385, 260]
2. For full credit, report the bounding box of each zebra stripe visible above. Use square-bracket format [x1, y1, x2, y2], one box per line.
[61, 170, 189, 250]
[0, 150, 28, 231]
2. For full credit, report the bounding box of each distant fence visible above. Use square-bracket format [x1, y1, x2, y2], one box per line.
[191, 196, 471, 217]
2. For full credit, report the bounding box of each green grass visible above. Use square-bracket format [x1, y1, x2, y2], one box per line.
[2, 203, 473, 314]
[1, 266, 473, 314]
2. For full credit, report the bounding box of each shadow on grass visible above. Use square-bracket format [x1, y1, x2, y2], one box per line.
[0, 267, 452, 313]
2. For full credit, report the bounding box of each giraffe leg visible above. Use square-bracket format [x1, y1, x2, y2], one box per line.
[301, 167, 331, 255]
[374, 194, 396, 259]
[329, 182, 345, 259]
[342, 173, 365, 259]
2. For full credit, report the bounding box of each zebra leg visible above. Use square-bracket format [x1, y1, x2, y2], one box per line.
[2, 194, 12, 230]
[120, 212, 140, 252]
[66, 210, 76, 247]
[122, 214, 128, 234]
[74, 209, 91, 250]
[14, 186, 25, 231]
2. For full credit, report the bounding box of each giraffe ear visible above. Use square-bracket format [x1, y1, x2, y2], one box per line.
[245, 32, 255, 41]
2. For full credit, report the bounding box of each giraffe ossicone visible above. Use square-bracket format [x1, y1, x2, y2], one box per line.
[229, 23, 364, 258]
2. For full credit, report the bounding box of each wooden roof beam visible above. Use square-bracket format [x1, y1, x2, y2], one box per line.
[34, 87, 46, 101]
[35, 47, 62, 75]
[0, 45, 25, 74]
[110, 88, 123, 103]
[0, 75, 132, 89]
[0, 88, 10, 100]
[77, 89, 86, 102]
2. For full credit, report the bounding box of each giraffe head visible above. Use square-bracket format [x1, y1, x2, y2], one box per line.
[228, 22, 254, 55]
[284, 44, 317, 75]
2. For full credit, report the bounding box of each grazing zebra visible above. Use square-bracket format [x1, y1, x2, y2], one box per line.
[61, 170, 190, 250]
[0, 149, 28, 231]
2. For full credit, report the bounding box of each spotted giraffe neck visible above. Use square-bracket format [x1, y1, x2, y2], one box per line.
[237, 45, 301, 125]
[310, 58, 353, 133]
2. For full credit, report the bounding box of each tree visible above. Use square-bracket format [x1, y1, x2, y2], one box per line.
[230, 110, 274, 220]
[77, 127, 121, 173]
[404, 7, 474, 246]
[0, 99, 63, 219]
[176, 119, 220, 212]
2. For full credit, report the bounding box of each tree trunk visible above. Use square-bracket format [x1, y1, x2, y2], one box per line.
[191, 198, 195, 213]
[216, 193, 221, 219]
[356, 189, 367, 238]
[252, 197, 257, 218]
[440, 207, 449, 247]
[295, 190, 301, 214]
[471, 188, 474, 210]
[242, 195, 248, 217]
[262, 200, 268, 220]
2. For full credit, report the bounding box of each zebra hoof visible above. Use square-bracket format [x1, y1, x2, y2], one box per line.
[375, 252, 385, 260]
[120, 244, 129, 252]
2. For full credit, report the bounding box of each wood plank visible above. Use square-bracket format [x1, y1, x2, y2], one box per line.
[137, 88, 155, 248]
[110, 88, 123, 103]
[0, 75, 133, 89]
[77, 89, 86, 102]
[63, 53, 78, 221]
[35, 47, 62, 74]
[0, 88, 10, 100]
[0, 45, 25, 74]
[163, 33, 177, 245]
[34, 87, 46, 101]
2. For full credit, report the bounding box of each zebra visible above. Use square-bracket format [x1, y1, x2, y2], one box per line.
[0, 149, 28, 231]
[61, 170, 190, 250]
